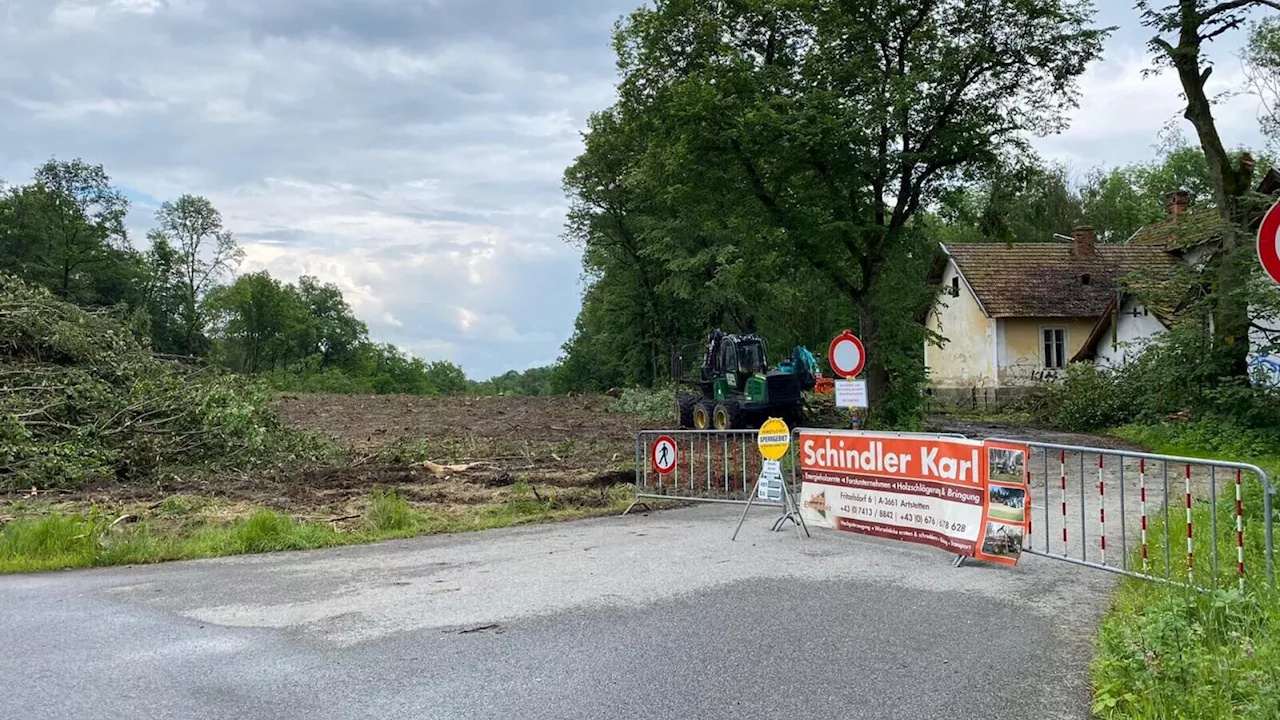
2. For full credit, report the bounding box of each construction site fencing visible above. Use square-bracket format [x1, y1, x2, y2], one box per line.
[994, 438, 1276, 592]
[631, 428, 967, 510]
[632, 429, 1276, 593]
[633, 430, 785, 507]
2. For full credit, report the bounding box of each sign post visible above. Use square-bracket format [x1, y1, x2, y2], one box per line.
[1260, 197, 1280, 285]
[732, 418, 810, 541]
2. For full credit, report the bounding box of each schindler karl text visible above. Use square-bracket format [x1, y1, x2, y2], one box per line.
[802, 439, 981, 483]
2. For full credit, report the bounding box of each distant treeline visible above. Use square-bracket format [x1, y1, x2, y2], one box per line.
[0, 157, 556, 396]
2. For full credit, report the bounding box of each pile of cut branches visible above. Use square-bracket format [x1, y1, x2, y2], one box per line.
[0, 274, 313, 490]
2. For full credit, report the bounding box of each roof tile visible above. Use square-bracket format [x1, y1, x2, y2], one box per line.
[1128, 210, 1226, 251]
[945, 243, 1179, 318]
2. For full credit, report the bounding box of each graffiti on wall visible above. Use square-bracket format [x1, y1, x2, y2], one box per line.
[999, 355, 1063, 386]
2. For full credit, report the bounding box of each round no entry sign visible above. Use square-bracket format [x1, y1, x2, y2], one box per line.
[1260, 198, 1280, 285]
[652, 435, 678, 475]
[828, 330, 866, 379]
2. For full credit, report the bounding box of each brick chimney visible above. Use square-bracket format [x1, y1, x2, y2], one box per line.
[1167, 189, 1190, 219]
[1072, 226, 1096, 258]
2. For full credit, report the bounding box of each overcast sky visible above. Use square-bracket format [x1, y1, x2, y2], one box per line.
[1, 1, 1272, 379]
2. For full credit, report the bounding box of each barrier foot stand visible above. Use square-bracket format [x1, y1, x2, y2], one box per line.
[772, 485, 809, 540]
[621, 500, 652, 516]
[952, 554, 966, 568]
[731, 479, 762, 542]
[787, 484, 810, 539]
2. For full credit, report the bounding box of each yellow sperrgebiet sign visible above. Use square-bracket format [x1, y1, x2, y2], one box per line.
[756, 417, 791, 461]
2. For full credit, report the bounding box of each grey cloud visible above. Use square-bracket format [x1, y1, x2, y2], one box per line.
[6, 0, 1261, 378]
[0, 0, 638, 377]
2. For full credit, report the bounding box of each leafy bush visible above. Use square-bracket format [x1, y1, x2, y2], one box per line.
[1036, 323, 1280, 434]
[1038, 363, 1141, 431]
[0, 274, 319, 489]
[612, 386, 676, 421]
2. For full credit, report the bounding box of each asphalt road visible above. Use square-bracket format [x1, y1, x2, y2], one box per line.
[0, 504, 1115, 719]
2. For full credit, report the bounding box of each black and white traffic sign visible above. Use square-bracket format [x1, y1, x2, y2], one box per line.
[651, 435, 678, 475]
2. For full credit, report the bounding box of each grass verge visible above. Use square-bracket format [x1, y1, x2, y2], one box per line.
[0, 486, 646, 574]
[1091, 422, 1280, 719]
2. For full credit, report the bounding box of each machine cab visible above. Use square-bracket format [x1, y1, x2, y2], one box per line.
[720, 336, 766, 389]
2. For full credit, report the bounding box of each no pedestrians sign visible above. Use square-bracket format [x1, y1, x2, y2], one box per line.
[651, 435, 678, 475]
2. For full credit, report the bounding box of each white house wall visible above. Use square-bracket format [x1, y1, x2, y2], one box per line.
[925, 260, 996, 390]
[1097, 296, 1169, 369]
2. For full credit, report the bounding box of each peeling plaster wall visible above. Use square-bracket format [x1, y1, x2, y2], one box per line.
[925, 260, 996, 390]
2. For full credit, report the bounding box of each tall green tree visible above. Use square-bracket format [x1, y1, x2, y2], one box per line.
[0, 159, 137, 307]
[565, 0, 1109, 425]
[1138, 0, 1280, 378]
[206, 271, 308, 373]
[294, 275, 369, 370]
[147, 194, 244, 356]
[30, 158, 131, 301]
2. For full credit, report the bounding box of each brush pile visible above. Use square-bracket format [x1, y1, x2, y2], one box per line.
[0, 274, 294, 489]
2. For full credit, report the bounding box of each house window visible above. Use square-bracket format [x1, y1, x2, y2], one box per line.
[951, 277, 960, 297]
[1043, 328, 1067, 370]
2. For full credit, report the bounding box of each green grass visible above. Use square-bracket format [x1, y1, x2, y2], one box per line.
[1091, 423, 1280, 719]
[987, 505, 1025, 523]
[0, 488, 638, 574]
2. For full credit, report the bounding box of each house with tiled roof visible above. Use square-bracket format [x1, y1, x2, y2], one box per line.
[923, 226, 1178, 403]
[1070, 189, 1206, 370]
[924, 173, 1280, 404]
[1073, 179, 1280, 381]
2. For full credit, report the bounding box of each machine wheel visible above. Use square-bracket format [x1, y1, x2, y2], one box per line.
[784, 404, 808, 428]
[675, 394, 696, 429]
[713, 400, 743, 430]
[693, 401, 715, 430]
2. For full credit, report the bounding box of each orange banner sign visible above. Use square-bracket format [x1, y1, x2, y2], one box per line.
[798, 431, 1030, 564]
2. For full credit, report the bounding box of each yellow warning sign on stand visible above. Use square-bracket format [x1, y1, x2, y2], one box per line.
[757, 417, 791, 461]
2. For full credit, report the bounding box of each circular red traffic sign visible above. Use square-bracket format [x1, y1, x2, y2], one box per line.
[1259, 198, 1280, 285]
[652, 435, 678, 475]
[827, 330, 866, 379]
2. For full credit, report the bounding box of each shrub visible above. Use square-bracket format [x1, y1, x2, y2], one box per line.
[1035, 321, 1280, 434]
[1039, 363, 1139, 431]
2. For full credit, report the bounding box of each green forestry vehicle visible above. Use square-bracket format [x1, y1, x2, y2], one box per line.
[673, 329, 819, 430]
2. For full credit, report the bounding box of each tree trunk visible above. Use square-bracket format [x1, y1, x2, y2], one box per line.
[858, 298, 890, 424]
[1166, 22, 1254, 380]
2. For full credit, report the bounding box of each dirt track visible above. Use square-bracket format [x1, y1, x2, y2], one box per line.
[273, 393, 643, 449]
[3, 394, 648, 520]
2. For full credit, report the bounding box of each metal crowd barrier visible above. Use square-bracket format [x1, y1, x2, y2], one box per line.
[631, 430, 787, 508]
[629, 428, 968, 510]
[629, 429, 1277, 593]
[994, 438, 1276, 592]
